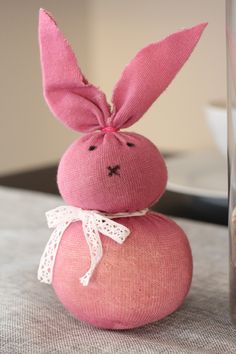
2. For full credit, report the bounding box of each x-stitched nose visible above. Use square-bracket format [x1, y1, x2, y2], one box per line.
[108, 165, 120, 177]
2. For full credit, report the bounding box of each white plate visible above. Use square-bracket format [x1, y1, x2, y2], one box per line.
[166, 150, 227, 200]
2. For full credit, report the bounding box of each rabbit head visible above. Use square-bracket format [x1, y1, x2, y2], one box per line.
[39, 9, 206, 213]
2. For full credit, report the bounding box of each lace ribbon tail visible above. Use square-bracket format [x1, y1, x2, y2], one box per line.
[80, 214, 103, 286]
[37, 223, 67, 284]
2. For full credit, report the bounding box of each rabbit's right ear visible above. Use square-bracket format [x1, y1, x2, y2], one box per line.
[39, 9, 110, 132]
[111, 23, 207, 129]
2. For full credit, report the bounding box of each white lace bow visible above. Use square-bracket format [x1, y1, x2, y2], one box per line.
[38, 206, 148, 286]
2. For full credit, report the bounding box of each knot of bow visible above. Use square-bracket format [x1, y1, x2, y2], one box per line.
[38, 206, 148, 286]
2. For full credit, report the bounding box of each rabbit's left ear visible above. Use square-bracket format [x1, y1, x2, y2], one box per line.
[39, 9, 110, 132]
[111, 23, 207, 129]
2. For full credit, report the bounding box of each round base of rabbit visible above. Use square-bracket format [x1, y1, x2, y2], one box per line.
[52, 212, 192, 329]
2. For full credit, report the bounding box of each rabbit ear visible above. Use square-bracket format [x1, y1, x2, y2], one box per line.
[39, 9, 110, 132]
[111, 23, 207, 129]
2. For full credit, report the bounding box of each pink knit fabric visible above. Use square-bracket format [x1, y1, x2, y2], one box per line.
[39, 9, 207, 133]
[38, 9, 207, 329]
[38, 10, 110, 133]
[57, 132, 167, 212]
[52, 212, 192, 329]
[111, 23, 207, 129]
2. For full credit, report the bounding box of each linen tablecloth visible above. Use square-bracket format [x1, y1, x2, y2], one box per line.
[1, 186, 236, 353]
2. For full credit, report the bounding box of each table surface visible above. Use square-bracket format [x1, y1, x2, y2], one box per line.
[1, 187, 236, 354]
[0, 155, 228, 225]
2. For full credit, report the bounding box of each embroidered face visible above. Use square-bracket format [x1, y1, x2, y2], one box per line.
[39, 9, 206, 212]
[57, 132, 167, 212]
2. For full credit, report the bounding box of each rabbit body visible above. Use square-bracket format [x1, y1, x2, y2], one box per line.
[38, 9, 206, 329]
[52, 212, 192, 329]
[53, 132, 191, 329]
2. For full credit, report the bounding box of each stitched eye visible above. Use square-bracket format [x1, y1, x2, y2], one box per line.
[127, 142, 135, 147]
[88, 145, 97, 151]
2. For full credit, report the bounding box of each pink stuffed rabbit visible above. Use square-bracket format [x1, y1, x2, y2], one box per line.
[38, 9, 206, 329]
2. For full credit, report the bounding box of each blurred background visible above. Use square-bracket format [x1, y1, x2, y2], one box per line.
[0, 0, 225, 173]
[0, 0, 227, 224]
